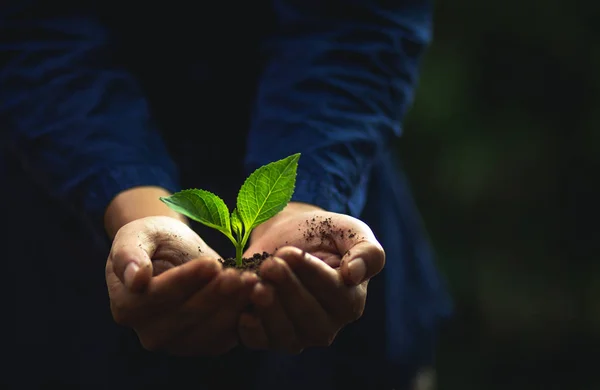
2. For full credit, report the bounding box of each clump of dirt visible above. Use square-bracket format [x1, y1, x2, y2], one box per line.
[220, 251, 271, 275]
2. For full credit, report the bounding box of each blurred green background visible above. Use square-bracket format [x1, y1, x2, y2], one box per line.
[399, 1, 596, 389]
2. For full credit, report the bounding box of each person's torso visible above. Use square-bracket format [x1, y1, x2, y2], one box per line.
[0, 4, 451, 386]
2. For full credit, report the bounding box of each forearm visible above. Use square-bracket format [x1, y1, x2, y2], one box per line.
[104, 186, 188, 239]
[1, 8, 180, 236]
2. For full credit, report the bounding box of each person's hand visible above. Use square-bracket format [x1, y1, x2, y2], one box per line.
[105, 216, 258, 356]
[237, 202, 385, 353]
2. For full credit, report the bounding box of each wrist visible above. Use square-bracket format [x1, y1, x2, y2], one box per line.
[104, 186, 187, 239]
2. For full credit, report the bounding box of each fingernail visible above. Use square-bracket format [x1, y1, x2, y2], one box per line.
[124, 262, 139, 289]
[347, 258, 366, 285]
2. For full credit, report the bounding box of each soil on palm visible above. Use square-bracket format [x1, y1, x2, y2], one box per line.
[220, 251, 271, 274]
[219, 216, 363, 274]
[300, 216, 361, 245]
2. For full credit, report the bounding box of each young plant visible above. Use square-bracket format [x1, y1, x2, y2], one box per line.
[159, 153, 300, 267]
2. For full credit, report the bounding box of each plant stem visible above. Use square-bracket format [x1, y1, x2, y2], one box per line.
[234, 229, 253, 267]
[235, 243, 244, 267]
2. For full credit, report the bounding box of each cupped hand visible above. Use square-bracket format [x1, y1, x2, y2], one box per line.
[105, 216, 258, 356]
[237, 203, 385, 353]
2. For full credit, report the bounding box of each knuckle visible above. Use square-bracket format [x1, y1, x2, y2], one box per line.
[109, 302, 130, 326]
[372, 244, 386, 269]
[348, 300, 365, 322]
[137, 332, 164, 352]
[138, 337, 161, 352]
[376, 243, 386, 259]
[112, 223, 134, 243]
[111, 311, 126, 326]
[110, 245, 131, 263]
[307, 330, 336, 347]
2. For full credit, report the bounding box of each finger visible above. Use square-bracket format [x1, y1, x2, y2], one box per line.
[260, 257, 335, 347]
[135, 268, 248, 353]
[166, 271, 259, 355]
[273, 247, 362, 322]
[178, 269, 258, 330]
[107, 257, 223, 327]
[180, 267, 244, 311]
[133, 270, 225, 352]
[110, 229, 156, 292]
[319, 216, 385, 286]
[340, 240, 385, 285]
[148, 257, 223, 301]
[275, 246, 340, 284]
[238, 312, 269, 350]
[251, 283, 301, 354]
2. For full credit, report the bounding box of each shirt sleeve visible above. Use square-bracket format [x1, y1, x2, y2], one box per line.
[0, 5, 179, 229]
[245, 0, 432, 216]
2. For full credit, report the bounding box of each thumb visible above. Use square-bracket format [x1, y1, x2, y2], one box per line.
[340, 239, 386, 286]
[109, 225, 156, 292]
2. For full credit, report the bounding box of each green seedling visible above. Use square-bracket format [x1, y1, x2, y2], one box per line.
[160, 153, 300, 267]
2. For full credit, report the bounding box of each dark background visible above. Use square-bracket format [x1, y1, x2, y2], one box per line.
[399, 1, 597, 389]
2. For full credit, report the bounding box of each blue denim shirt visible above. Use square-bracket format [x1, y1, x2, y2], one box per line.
[0, 1, 451, 388]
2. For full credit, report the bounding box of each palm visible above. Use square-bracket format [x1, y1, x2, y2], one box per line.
[150, 234, 213, 275]
[238, 206, 384, 353]
[244, 210, 353, 268]
[106, 217, 221, 297]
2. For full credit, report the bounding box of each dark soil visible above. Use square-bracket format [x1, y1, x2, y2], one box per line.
[220, 251, 271, 275]
[218, 216, 364, 274]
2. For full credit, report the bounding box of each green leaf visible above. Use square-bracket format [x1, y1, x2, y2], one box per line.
[236, 153, 300, 231]
[160, 189, 231, 237]
[231, 208, 243, 239]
